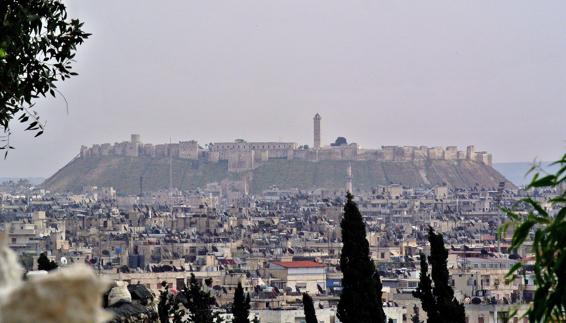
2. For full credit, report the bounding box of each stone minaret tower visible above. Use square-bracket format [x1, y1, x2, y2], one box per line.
[346, 162, 353, 193]
[313, 113, 321, 149]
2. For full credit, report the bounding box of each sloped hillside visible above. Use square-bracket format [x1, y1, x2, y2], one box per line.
[42, 156, 513, 194]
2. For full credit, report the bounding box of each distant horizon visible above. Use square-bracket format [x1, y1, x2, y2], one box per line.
[0, 157, 554, 180]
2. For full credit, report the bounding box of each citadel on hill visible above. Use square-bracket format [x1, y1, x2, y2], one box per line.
[79, 114, 493, 173]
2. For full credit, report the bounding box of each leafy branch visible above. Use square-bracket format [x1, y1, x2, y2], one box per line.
[0, 0, 90, 156]
[499, 153, 566, 322]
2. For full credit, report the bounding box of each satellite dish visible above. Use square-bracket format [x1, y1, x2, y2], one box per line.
[60, 257, 68, 265]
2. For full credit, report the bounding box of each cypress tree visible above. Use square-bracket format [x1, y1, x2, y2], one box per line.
[158, 289, 170, 323]
[413, 252, 437, 321]
[232, 281, 251, 323]
[427, 227, 465, 323]
[413, 227, 465, 323]
[37, 252, 58, 271]
[302, 293, 318, 323]
[186, 273, 218, 323]
[337, 193, 386, 323]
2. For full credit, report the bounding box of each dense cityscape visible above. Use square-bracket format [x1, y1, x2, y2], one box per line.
[1, 116, 562, 322]
[1, 1, 565, 322]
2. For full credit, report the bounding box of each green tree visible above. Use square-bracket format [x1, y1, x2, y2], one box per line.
[0, 0, 89, 155]
[302, 293, 318, 323]
[186, 273, 219, 323]
[37, 252, 57, 271]
[413, 253, 436, 322]
[19, 253, 34, 271]
[337, 193, 386, 323]
[428, 227, 465, 323]
[158, 288, 171, 323]
[232, 281, 251, 323]
[413, 228, 465, 323]
[158, 281, 183, 323]
[500, 154, 566, 322]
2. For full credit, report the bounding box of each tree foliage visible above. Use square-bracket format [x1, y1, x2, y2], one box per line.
[499, 154, 566, 322]
[37, 252, 57, 271]
[337, 193, 386, 323]
[413, 252, 436, 321]
[413, 227, 465, 323]
[302, 293, 318, 323]
[0, 0, 90, 155]
[232, 281, 251, 323]
[158, 281, 184, 323]
[185, 273, 220, 323]
[157, 275, 222, 323]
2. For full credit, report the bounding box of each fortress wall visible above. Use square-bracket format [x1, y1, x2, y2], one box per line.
[179, 141, 199, 160]
[124, 142, 139, 157]
[207, 151, 220, 163]
[227, 151, 255, 172]
[414, 147, 428, 159]
[427, 147, 444, 159]
[77, 136, 493, 166]
[444, 146, 458, 160]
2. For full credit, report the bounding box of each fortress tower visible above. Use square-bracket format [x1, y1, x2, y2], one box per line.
[313, 113, 321, 149]
[131, 134, 141, 144]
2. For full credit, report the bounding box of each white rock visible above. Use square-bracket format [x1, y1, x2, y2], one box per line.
[108, 280, 132, 306]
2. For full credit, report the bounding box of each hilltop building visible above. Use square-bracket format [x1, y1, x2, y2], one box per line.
[78, 115, 493, 173]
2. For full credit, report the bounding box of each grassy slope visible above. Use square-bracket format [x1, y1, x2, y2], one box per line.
[250, 159, 511, 192]
[42, 156, 230, 194]
[43, 157, 513, 194]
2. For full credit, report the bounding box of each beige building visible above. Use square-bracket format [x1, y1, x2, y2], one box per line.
[179, 140, 199, 160]
[268, 261, 326, 295]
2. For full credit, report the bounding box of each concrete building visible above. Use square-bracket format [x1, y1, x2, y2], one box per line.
[268, 261, 326, 295]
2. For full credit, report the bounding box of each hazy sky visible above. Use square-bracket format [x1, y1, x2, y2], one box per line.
[2, 0, 566, 177]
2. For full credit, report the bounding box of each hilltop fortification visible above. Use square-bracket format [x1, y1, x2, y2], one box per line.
[45, 114, 508, 194]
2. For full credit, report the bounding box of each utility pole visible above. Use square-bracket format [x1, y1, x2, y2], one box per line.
[169, 137, 173, 208]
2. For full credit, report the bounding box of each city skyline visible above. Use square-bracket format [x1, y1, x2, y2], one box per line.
[1, 2, 565, 322]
